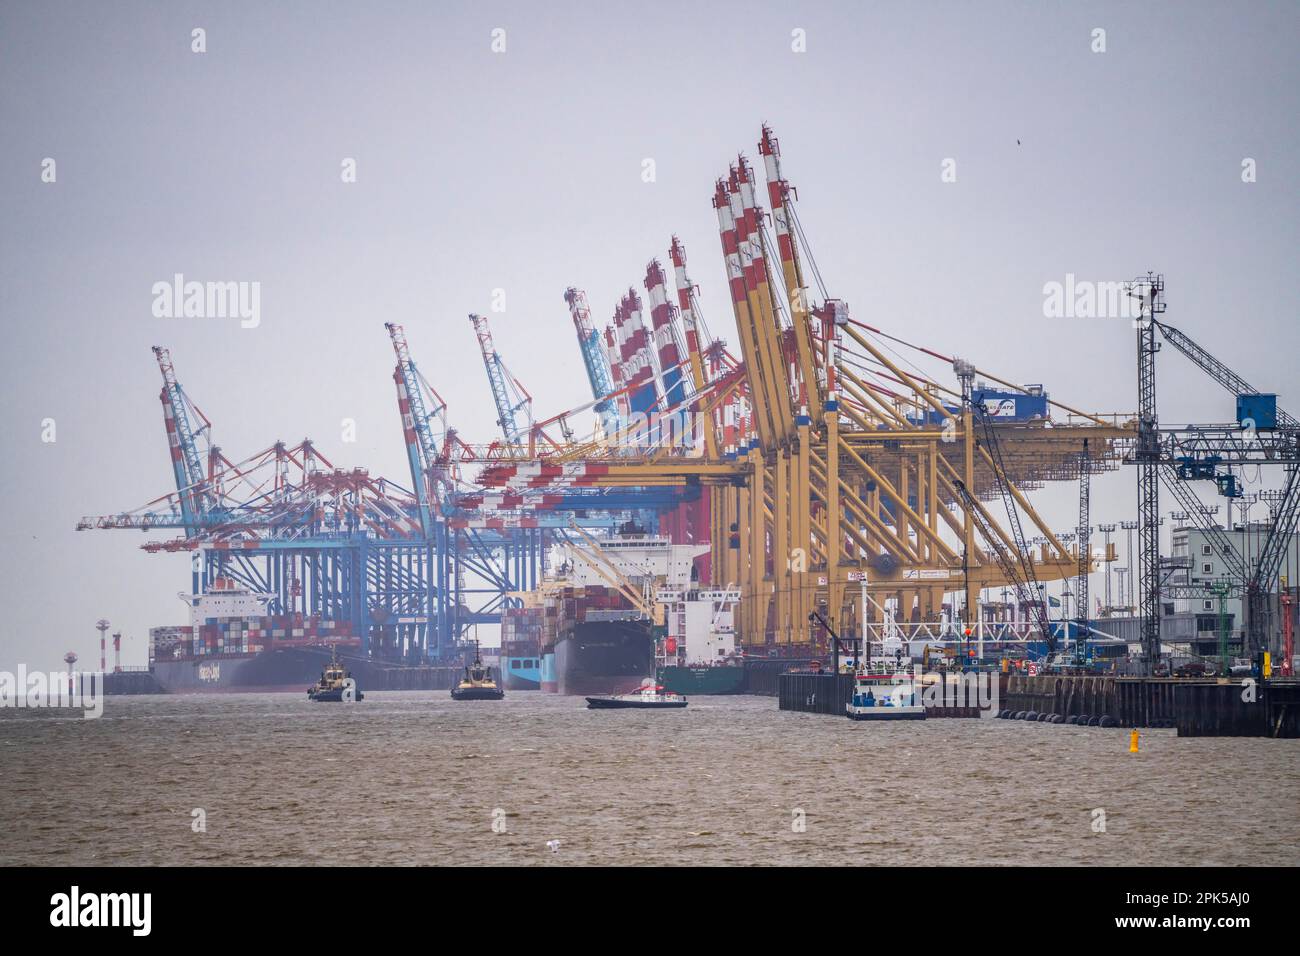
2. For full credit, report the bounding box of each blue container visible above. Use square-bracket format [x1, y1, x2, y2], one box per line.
[972, 388, 1049, 421]
[1236, 393, 1277, 430]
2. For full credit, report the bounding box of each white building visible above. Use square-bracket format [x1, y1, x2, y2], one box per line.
[1168, 520, 1300, 652]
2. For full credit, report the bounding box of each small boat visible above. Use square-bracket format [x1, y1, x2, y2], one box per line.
[845, 662, 924, 721]
[586, 679, 687, 710]
[451, 644, 504, 701]
[307, 646, 363, 702]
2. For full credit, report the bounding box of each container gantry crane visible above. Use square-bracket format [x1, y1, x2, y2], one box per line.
[669, 235, 720, 461]
[470, 312, 534, 447]
[643, 259, 689, 410]
[473, 125, 1134, 654]
[392, 321, 686, 625]
[564, 287, 619, 435]
[612, 289, 661, 419]
[1127, 279, 1300, 671]
[83, 346, 445, 658]
[386, 321, 452, 536]
[152, 346, 214, 535]
[85, 336, 636, 662]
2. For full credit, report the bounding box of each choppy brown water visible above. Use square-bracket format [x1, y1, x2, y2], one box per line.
[1, 692, 1296, 866]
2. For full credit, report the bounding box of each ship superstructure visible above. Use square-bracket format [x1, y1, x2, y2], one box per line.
[535, 529, 708, 695]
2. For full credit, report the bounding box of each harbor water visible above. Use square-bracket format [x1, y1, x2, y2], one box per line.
[1, 693, 1295, 866]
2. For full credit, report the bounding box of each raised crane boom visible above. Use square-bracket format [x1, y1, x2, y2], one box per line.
[470, 313, 533, 446]
[669, 236, 719, 459]
[564, 287, 618, 433]
[385, 322, 449, 533]
[152, 346, 211, 533]
[758, 124, 822, 417]
[643, 259, 688, 409]
[612, 290, 660, 418]
[1154, 319, 1298, 429]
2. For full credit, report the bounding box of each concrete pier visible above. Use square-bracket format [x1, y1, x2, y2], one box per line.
[774, 670, 1299, 736]
[1004, 674, 1299, 737]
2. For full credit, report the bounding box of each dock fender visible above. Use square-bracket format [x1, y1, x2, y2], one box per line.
[1086, 716, 1101, 726]
[1037, 712, 1050, 722]
[1050, 714, 1065, 724]
[1065, 715, 1078, 724]
[1099, 715, 1117, 728]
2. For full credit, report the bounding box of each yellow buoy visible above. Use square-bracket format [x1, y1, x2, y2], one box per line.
[1129, 729, 1139, 753]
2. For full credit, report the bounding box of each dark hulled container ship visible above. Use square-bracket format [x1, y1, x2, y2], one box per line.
[554, 616, 656, 696]
[148, 581, 449, 693]
[535, 531, 707, 695]
[153, 643, 383, 693]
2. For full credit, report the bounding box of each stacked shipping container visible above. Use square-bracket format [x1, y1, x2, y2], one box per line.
[501, 606, 548, 659]
[150, 616, 359, 663]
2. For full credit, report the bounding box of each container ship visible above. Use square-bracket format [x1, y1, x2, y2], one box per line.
[150, 579, 379, 693]
[535, 530, 712, 695]
[656, 586, 745, 695]
[533, 582, 646, 694]
[555, 614, 656, 696]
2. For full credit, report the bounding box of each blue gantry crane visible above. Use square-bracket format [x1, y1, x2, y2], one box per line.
[564, 287, 619, 434]
[470, 312, 533, 446]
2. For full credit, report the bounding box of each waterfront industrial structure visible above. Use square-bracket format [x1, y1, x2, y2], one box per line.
[78, 340, 681, 663]
[78, 125, 1298, 680]
[476, 125, 1134, 660]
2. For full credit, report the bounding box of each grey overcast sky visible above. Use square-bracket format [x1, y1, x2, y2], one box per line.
[1, 1, 1297, 671]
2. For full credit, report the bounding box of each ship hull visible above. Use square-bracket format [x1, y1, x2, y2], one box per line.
[502, 656, 541, 691]
[450, 687, 505, 701]
[553, 620, 655, 696]
[658, 664, 745, 695]
[153, 646, 384, 694]
[308, 687, 363, 702]
[846, 708, 927, 721]
[540, 652, 557, 693]
[586, 697, 687, 710]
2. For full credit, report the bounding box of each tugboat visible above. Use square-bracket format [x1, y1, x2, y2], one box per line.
[586, 678, 688, 710]
[451, 643, 505, 701]
[845, 662, 924, 721]
[307, 646, 363, 702]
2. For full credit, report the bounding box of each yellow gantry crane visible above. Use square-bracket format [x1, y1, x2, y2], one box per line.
[475, 125, 1131, 652]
